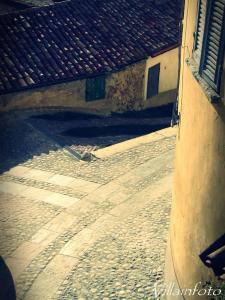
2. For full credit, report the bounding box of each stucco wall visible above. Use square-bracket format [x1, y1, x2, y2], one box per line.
[0, 60, 146, 114]
[144, 47, 179, 106]
[168, 0, 225, 297]
[107, 60, 146, 112]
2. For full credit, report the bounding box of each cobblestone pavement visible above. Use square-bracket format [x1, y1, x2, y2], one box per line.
[0, 111, 176, 300]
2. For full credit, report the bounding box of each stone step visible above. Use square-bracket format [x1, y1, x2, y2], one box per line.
[92, 126, 176, 159]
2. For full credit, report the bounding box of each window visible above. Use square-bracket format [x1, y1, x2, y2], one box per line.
[194, 0, 225, 92]
[85, 75, 105, 101]
[147, 63, 160, 98]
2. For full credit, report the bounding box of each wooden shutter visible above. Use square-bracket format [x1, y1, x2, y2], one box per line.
[147, 63, 160, 98]
[194, 0, 207, 63]
[200, 0, 225, 91]
[86, 75, 105, 101]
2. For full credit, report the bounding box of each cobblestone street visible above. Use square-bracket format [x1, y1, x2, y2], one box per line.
[0, 111, 176, 300]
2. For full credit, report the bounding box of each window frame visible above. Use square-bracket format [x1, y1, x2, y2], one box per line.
[85, 75, 106, 102]
[146, 63, 160, 99]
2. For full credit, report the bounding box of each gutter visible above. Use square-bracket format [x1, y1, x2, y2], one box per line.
[171, 1, 185, 127]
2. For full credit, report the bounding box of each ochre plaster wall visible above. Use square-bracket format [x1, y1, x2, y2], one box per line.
[169, 0, 225, 297]
[144, 47, 179, 106]
[0, 60, 146, 114]
[0, 51, 178, 113]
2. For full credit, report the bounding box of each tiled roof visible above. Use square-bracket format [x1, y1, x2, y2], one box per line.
[0, 0, 182, 94]
[6, 0, 54, 8]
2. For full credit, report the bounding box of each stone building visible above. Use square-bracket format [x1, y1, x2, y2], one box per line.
[166, 0, 225, 298]
[0, 0, 181, 114]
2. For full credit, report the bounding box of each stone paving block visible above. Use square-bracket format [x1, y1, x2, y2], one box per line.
[43, 193, 80, 208]
[7, 166, 30, 177]
[114, 172, 142, 186]
[0, 181, 28, 195]
[5, 231, 58, 281]
[69, 178, 101, 193]
[109, 174, 172, 218]
[46, 174, 75, 186]
[11, 241, 43, 261]
[44, 212, 77, 233]
[24, 254, 77, 300]
[25, 169, 53, 181]
[22, 186, 53, 201]
[60, 228, 96, 258]
[65, 199, 97, 216]
[5, 257, 30, 281]
[85, 182, 128, 204]
[107, 190, 131, 205]
[88, 213, 118, 234]
[130, 149, 174, 178]
[31, 228, 58, 246]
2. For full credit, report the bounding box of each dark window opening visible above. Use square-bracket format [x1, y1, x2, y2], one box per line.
[147, 63, 160, 98]
[86, 75, 105, 101]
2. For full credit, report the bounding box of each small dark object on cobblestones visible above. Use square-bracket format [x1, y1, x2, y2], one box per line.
[80, 152, 97, 162]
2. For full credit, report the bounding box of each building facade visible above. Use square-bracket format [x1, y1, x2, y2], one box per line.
[0, 47, 179, 114]
[0, 0, 181, 114]
[166, 0, 225, 298]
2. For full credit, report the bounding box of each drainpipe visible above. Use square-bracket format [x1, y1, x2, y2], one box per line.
[171, 0, 185, 127]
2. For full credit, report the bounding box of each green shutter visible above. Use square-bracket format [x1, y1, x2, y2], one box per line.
[147, 63, 160, 98]
[200, 0, 225, 91]
[194, 0, 207, 63]
[86, 75, 105, 101]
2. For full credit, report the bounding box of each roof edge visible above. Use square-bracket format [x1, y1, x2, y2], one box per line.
[0, 43, 181, 96]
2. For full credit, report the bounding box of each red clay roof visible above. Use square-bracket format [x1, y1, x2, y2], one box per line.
[0, 0, 182, 94]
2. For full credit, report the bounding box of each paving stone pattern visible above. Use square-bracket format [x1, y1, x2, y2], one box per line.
[0, 112, 176, 300]
[0, 192, 61, 257]
[55, 192, 171, 300]
[23, 136, 175, 184]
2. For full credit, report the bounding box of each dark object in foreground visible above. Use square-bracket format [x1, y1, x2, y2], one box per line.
[0, 256, 16, 300]
[200, 233, 225, 280]
[62, 124, 167, 138]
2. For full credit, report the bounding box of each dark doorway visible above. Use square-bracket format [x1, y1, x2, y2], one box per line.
[147, 63, 160, 98]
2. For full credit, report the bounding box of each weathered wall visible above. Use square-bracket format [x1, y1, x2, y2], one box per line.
[107, 60, 146, 112]
[167, 0, 225, 298]
[0, 60, 146, 114]
[0, 50, 179, 113]
[144, 47, 179, 106]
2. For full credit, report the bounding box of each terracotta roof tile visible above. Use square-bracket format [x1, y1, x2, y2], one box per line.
[0, 0, 182, 94]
